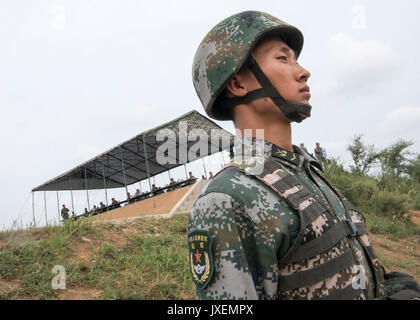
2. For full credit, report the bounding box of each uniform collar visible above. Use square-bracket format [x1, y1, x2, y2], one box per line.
[271, 144, 304, 167]
[232, 137, 305, 168]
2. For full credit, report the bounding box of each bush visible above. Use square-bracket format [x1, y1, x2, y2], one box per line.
[323, 159, 379, 211]
[378, 174, 420, 210]
[323, 158, 418, 219]
[370, 190, 412, 219]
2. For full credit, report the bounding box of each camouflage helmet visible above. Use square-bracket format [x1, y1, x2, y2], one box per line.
[192, 11, 304, 121]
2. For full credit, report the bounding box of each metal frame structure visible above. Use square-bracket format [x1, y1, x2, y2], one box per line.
[32, 110, 233, 221]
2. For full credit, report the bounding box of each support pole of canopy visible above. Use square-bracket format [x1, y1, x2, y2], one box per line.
[84, 166, 90, 211]
[168, 169, 171, 181]
[120, 147, 129, 196]
[56, 181, 60, 222]
[101, 157, 109, 206]
[184, 164, 188, 180]
[142, 134, 153, 193]
[221, 151, 226, 166]
[202, 158, 207, 178]
[142, 135, 155, 210]
[32, 191, 35, 226]
[44, 191, 48, 225]
[69, 175, 75, 215]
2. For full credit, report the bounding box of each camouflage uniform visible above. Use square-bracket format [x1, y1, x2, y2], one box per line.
[188, 138, 382, 299]
[61, 206, 69, 220]
[314, 146, 324, 162]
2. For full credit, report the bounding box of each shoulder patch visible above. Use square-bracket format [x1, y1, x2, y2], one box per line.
[188, 229, 214, 291]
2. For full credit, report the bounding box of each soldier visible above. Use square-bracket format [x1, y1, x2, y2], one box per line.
[299, 143, 308, 154]
[314, 142, 325, 161]
[61, 204, 69, 220]
[188, 11, 420, 300]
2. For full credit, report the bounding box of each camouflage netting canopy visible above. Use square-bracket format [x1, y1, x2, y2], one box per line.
[32, 110, 233, 191]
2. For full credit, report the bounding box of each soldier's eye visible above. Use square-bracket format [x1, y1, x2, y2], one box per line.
[277, 56, 287, 61]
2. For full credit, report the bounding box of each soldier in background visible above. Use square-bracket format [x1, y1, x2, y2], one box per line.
[60, 204, 69, 220]
[314, 142, 325, 161]
[299, 143, 308, 154]
[188, 11, 420, 300]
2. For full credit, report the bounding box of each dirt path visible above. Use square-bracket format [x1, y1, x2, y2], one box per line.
[370, 233, 419, 283]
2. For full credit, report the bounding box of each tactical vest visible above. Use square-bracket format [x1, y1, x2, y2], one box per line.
[221, 155, 386, 300]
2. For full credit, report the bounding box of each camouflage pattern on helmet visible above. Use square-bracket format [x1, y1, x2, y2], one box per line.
[192, 11, 304, 121]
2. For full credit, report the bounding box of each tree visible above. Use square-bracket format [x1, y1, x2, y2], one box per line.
[408, 154, 420, 183]
[378, 139, 413, 178]
[347, 134, 379, 175]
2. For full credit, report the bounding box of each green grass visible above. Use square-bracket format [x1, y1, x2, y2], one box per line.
[0, 214, 194, 300]
[364, 213, 420, 237]
[81, 214, 194, 299]
[0, 218, 95, 299]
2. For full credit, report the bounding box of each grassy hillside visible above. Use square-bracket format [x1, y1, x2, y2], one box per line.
[1, 210, 419, 300]
[0, 214, 194, 300]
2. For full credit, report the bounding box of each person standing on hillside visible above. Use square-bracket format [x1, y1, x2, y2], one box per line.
[299, 143, 308, 154]
[314, 142, 325, 161]
[187, 10, 420, 300]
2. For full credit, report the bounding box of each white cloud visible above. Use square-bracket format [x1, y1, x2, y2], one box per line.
[311, 32, 401, 100]
[377, 106, 420, 133]
[327, 32, 400, 77]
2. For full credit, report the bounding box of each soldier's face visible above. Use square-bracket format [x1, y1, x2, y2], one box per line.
[252, 36, 311, 105]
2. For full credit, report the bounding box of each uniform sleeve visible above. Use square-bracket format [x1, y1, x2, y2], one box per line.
[187, 192, 280, 300]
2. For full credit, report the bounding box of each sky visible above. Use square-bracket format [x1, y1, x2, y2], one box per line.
[1, 0, 419, 229]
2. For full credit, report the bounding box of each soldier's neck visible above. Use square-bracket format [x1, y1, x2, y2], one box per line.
[233, 105, 293, 152]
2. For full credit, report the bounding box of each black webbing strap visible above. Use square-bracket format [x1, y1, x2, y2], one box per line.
[278, 249, 355, 291]
[287, 189, 312, 208]
[363, 244, 385, 297]
[248, 55, 286, 101]
[260, 158, 283, 177]
[218, 54, 284, 110]
[272, 175, 300, 193]
[318, 283, 363, 300]
[344, 219, 359, 237]
[300, 200, 326, 227]
[288, 221, 347, 263]
[220, 88, 269, 109]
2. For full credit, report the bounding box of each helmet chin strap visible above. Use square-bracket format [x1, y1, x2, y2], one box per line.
[221, 55, 312, 123]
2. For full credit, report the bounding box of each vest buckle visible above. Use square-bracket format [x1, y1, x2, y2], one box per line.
[345, 219, 358, 237]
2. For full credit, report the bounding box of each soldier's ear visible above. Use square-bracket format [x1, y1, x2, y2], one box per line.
[225, 74, 249, 98]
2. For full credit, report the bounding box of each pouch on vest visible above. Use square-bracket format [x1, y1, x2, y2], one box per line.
[384, 271, 420, 300]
